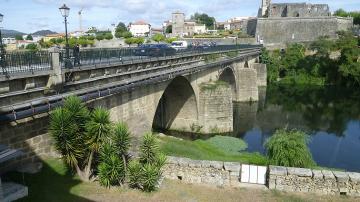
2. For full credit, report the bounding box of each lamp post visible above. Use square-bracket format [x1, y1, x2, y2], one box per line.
[0, 13, 6, 75]
[59, 4, 70, 68]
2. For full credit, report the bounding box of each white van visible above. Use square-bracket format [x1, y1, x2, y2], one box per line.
[171, 41, 188, 50]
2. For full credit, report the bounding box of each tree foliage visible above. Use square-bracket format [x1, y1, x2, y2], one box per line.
[191, 12, 216, 29]
[15, 35, 23, 40]
[334, 9, 360, 25]
[152, 34, 165, 43]
[165, 25, 172, 34]
[26, 34, 33, 40]
[265, 129, 315, 168]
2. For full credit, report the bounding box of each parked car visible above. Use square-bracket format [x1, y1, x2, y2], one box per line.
[134, 44, 176, 57]
[170, 41, 188, 50]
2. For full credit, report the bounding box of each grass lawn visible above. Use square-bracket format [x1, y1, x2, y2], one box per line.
[159, 135, 267, 165]
[3, 158, 356, 202]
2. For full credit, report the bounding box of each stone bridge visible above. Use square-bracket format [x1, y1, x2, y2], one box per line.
[0, 45, 266, 166]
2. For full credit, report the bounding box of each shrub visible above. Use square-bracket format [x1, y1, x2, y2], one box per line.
[265, 129, 315, 168]
[129, 133, 166, 192]
[98, 152, 124, 187]
[113, 122, 131, 171]
[128, 160, 142, 188]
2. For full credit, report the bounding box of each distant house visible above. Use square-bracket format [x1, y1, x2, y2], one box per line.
[70, 31, 86, 38]
[16, 40, 34, 48]
[2, 37, 16, 45]
[43, 34, 65, 42]
[166, 12, 207, 37]
[128, 20, 151, 37]
[151, 28, 164, 36]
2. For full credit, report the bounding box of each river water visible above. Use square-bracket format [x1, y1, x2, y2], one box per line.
[235, 85, 360, 172]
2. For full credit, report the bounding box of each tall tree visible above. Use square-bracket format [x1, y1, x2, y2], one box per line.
[190, 12, 216, 29]
[26, 34, 33, 41]
[152, 34, 165, 43]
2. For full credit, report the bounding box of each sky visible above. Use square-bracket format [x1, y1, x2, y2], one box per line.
[0, 0, 359, 33]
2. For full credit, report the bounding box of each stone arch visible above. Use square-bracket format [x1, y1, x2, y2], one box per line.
[152, 76, 198, 131]
[218, 67, 237, 100]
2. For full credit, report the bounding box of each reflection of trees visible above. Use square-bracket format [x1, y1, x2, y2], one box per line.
[266, 85, 360, 136]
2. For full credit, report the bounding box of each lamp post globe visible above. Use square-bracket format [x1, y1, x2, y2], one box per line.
[59, 4, 71, 68]
[59, 4, 70, 18]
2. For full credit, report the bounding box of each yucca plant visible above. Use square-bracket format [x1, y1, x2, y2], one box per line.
[139, 133, 160, 165]
[49, 108, 83, 168]
[113, 122, 131, 171]
[265, 128, 316, 168]
[128, 160, 142, 189]
[98, 153, 124, 188]
[50, 96, 114, 182]
[141, 163, 160, 192]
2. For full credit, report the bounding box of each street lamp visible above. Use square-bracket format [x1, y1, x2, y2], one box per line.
[0, 13, 6, 75]
[59, 4, 71, 68]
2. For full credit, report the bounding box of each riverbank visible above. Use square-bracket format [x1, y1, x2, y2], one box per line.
[4, 158, 356, 202]
[159, 135, 267, 165]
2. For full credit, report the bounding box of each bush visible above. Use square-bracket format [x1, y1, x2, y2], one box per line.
[265, 129, 315, 168]
[129, 133, 166, 192]
[98, 142, 125, 187]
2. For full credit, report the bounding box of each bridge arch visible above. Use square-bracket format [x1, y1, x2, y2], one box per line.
[218, 67, 237, 100]
[152, 76, 198, 131]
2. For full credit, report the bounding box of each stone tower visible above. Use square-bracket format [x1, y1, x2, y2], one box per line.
[172, 12, 185, 37]
[259, 0, 271, 17]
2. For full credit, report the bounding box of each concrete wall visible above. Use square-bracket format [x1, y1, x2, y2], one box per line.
[183, 38, 256, 45]
[269, 166, 360, 196]
[256, 17, 353, 46]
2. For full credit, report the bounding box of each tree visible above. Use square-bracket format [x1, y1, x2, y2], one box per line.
[104, 33, 113, 40]
[191, 12, 216, 29]
[121, 31, 132, 38]
[265, 129, 315, 168]
[15, 35, 23, 40]
[49, 96, 112, 182]
[116, 22, 127, 33]
[165, 37, 178, 44]
[165, 25, 172, 34]
[334, 9, 360, 25]
[26, 35, 33, 41]
[151, 34, 165, 43]
[134, 37, 145, 46]
[25, 43, 38, 51]
[96, 34, 104, 41]
[125, 38, 135, 47]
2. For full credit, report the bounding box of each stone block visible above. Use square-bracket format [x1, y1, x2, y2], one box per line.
[287, 167, 312, 177]
[333, 171, 349, 183]
[177, 158, 191, 166]
[269, 165, 287, 176]
[322, 170, 335, 180]
[312, 170, 324, 179]
[348, 172, 360, 183]
[188, 159, 202, 168]
[209, 161, 224, 169]
[224, 162, 240, 172]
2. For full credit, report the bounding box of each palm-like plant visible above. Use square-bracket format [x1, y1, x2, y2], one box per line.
[128, 160, 142, 188]
[113, 122, 131, 171]
[49, 108, 83, 168]
[140, 133, 159, 165]
[141, 163, 160, 192]
[98, 154, 124, 188]
[84, 107, 112, 180]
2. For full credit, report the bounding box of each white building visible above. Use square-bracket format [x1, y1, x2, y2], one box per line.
[194, 24, 206, 34]
[128, 20, 151, 37]
[70, 31, 87, 38]
[2, 37, 16, 45]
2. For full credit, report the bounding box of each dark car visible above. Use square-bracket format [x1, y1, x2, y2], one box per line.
[133, 44, 176, 57]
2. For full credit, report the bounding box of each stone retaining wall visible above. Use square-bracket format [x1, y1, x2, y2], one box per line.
[269, 166, 360, 196]
[163, 157, 360, 197]
[163, 156, 242, 187]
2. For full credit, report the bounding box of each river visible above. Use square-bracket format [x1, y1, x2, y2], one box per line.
[235, 85, 360, 172]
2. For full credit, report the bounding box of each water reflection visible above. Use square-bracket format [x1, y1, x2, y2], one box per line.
[235, 85, 360, 171]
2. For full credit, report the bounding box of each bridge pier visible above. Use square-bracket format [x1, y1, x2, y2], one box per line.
[235, 67, 259, 102]
[198, 82, 233, 133]
[251, 63, 267, 87]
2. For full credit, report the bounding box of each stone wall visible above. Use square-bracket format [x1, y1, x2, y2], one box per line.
[269, 166, 360, 196]
[268, 3, 330, 18]
[198, 83, 233, 133]
[163, 156, 242, 187]
[256, 17, 353, 46]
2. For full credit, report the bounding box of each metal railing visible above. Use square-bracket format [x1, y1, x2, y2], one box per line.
[60, 44, 262, 68]
[0, 51, 52, 75]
